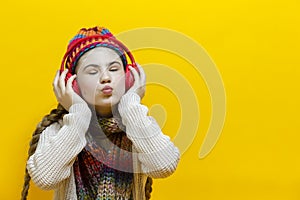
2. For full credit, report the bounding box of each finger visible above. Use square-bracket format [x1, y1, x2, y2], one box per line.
[136, 64, 146, 98]
[53, 87, 61, 99]
[129, 65, 140, 86]
[53, 70, 61, 97]
[53, 70, 60, 86]
[137, 64, 146, 85]
[58, 69, 68, 94]
[66, 74, 77, 92]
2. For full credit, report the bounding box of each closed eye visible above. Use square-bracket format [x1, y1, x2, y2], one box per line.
[109, 68, 119, 72]
[109, 65, 121, 72]
[87, 70, 98, 75]
[83, 65, 99, 75]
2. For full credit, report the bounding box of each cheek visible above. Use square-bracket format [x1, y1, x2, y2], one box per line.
[77, 76, 98, 95]
[114, 74, 126, 94]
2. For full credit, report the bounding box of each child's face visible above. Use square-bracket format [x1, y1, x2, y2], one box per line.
[75, 47, 126, 114]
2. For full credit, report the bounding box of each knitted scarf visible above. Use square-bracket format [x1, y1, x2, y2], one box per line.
[73, 117, 134, 200]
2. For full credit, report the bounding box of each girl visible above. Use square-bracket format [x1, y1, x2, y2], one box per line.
[21, 26, 180, 200]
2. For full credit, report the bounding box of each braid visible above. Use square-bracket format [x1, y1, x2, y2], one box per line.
[21, 104, 154, 200]
[145, 177, 153, 200]
[21, 104, 68, 200]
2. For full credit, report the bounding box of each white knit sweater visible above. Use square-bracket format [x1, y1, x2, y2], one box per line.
[27, 92, 180, 200]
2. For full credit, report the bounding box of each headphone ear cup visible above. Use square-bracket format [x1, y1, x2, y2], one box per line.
[72, 79, 80, 94]
[65, 72, 81, 95]
[125, 64, 134, 90]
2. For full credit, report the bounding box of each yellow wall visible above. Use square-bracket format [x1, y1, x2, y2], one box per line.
[1, 0, 300, 199]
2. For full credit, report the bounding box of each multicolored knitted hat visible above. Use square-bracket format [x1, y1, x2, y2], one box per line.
[61, 26, 128, 74]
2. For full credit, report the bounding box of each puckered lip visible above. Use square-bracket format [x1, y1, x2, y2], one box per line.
[100, 85, 113, 95]
[101, 85, 113, 91]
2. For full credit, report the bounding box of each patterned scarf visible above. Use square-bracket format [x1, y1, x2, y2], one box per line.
[73, 117, 134, 200]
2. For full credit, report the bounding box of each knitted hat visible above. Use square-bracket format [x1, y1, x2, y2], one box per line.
[62, 26, 128, 74]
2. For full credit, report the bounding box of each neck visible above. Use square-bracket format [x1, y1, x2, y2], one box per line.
[94, 105, 116, 118]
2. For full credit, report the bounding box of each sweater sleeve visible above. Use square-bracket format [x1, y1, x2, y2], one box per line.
[118, 92, 180, 178]
[27, 103, 92, 190]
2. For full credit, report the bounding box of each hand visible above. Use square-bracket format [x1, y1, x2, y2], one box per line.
[127, 64, 146, 99]
[52, 69, 87, 111]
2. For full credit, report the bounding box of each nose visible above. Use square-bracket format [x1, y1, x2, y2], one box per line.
[99, 70, 111, 84]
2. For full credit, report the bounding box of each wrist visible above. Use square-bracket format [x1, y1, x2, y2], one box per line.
[118, 92, 141, 122]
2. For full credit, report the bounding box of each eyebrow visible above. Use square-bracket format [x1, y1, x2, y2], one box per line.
[83, 61, 122, 70]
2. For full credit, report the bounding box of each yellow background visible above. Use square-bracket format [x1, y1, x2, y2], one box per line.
[1, 0, 300, 199]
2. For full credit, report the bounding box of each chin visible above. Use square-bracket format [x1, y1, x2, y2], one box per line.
[94, 96, 121, 107]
